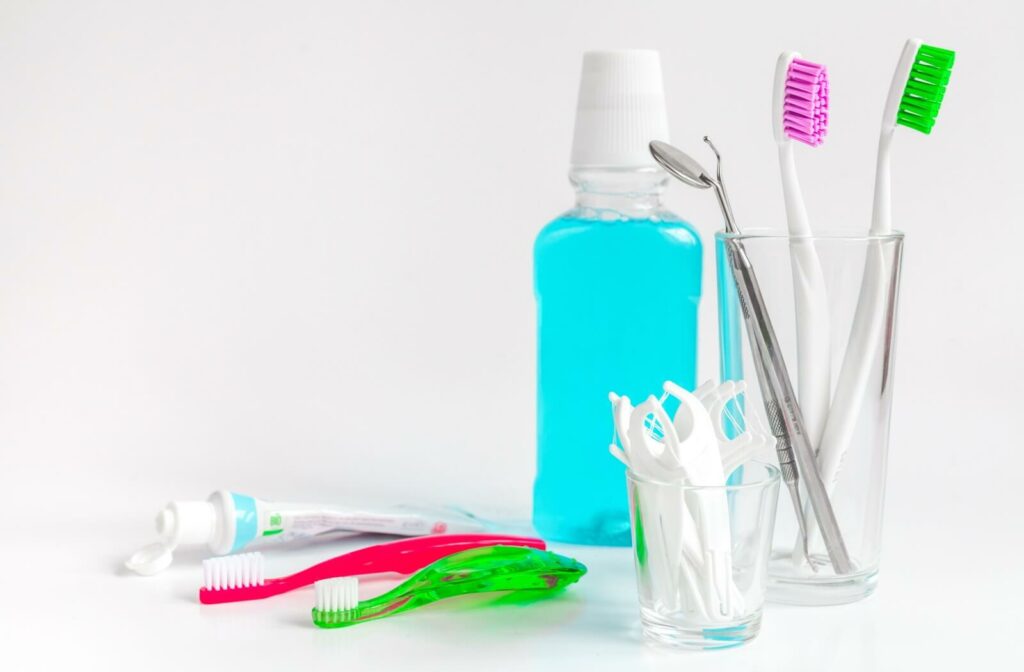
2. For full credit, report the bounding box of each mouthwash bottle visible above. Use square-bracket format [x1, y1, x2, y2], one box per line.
[533, 50, 702, 546]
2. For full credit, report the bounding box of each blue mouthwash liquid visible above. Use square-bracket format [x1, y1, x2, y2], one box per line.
[533, 174, 702, 546]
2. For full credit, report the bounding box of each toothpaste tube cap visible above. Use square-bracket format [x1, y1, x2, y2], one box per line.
[156, 500, 218, 547]
[125, 493, 234, 576]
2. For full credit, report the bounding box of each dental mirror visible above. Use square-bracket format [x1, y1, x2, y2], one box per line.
[648, 140, 713, 189]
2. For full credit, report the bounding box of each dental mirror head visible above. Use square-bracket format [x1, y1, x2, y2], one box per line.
[651, 138, 741, 234]
[649, 141, 713, 189]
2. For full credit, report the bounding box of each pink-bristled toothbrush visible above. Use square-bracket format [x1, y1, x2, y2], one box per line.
[198, 533, 546, 604]
[772, 53, 833, 567]
[772, 52, 832, 465]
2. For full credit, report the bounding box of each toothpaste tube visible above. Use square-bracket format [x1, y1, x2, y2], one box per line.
[125, 490, 486, 576]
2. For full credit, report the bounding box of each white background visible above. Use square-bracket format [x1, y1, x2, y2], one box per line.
[1, 1, 1021, 669]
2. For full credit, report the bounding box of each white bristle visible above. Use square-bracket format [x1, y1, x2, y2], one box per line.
[202, 552, 265, 591]
[314, 577, 359, 612]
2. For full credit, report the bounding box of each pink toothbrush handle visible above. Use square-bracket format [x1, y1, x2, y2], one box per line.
[199, 534, 545, 604]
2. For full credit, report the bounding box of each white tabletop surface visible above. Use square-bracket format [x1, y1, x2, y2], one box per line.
[5, 509, 1020, 671]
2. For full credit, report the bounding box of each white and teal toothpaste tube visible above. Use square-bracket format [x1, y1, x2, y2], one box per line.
[125, 490, 486, 575]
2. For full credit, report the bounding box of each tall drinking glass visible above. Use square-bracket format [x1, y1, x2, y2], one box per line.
[715, 231, 905, 605]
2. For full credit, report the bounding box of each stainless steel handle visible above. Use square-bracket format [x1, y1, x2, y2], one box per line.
[727, 238, 853, 575]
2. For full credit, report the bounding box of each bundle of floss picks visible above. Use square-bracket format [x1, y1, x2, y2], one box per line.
[609, 380, 775, 622]
[691, 380, 777, 477]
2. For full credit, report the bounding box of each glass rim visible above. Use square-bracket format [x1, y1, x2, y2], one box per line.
[626, 461, 780, 492]
[715, 229, 904, 243]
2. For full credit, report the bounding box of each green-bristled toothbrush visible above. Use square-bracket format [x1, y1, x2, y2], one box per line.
[311, 545, 586, 628]
[803, 40, 955, 558]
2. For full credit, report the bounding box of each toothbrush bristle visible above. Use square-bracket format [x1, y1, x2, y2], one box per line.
[783, 58, 829, 146]
[896, 43, 955, 134]
[202, 552, 265, 591]
[314, 577, 360, 619]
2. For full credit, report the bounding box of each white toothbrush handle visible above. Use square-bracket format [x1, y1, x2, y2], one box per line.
[781, 142, 833, 564]
[791, 239, 832, 445]
[779, 143, 832, 451]
[870, 131, 894, 237]
[798, 131, 895, 558]
[799, 243, 888, 555]
[821, 245, 888, 492]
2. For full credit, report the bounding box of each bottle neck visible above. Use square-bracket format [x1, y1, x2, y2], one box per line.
[570, 167, 668, 219]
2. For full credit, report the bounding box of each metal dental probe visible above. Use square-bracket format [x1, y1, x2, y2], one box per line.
[649, 138, 852, 574]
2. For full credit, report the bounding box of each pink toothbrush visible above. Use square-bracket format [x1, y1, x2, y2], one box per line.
[199, 533, 546, 604]
[772, 52, 832, 566]
[773, 52, 832, 460]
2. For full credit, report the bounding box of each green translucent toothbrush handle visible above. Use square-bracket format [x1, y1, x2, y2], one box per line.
[313, 545, 586, 628]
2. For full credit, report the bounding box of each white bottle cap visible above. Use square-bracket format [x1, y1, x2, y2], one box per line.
[570, 50, 670, 169]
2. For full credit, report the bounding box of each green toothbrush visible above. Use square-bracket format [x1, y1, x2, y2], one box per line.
[806, 40, 955, 556]
[312, 545, 586, 628]
[892, 42, 955, 135]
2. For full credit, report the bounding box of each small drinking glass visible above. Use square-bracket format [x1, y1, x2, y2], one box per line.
[627, 462, 780, 649]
